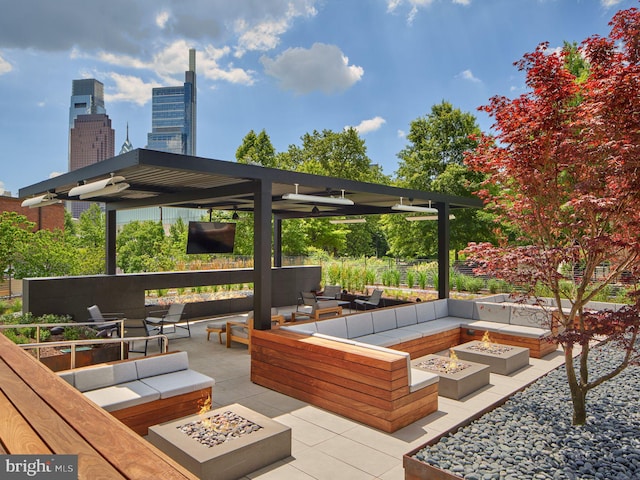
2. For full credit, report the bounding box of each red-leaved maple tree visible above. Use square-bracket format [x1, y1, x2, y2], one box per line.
[464, 7, 640, 425]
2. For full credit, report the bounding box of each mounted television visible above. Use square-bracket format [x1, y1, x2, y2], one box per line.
[186, 221, 236, 254]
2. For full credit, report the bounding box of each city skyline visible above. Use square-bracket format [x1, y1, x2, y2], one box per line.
[0, 0, 635, 196]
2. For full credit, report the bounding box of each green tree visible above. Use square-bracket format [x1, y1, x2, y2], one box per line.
[116, 221, 171, 273]
[73, 204, 106, 274]
[236, 129, 277, 168]
[13, 228, 79, 278]
[0, 212, 34, 278]
[387, 101, 494, 258]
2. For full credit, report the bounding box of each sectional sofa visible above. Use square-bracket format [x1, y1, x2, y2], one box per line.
[58, 351, 214, 435]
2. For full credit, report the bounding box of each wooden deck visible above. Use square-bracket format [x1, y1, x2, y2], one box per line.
[0, 333, 197, 480]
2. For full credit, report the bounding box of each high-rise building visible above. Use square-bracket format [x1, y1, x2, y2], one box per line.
[119, 123, 134, 155]
[68, 78, 114, 218]
[147, 49, 196, 156]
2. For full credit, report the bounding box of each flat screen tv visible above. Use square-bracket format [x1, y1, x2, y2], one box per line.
[186, 221, 236, 254]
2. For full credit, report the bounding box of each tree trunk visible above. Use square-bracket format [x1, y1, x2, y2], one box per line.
[564, 344, 587, 425]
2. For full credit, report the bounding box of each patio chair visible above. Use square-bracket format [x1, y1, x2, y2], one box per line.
[226, 310, 285, 348]
[145, 303, 190, 338]
[86, 305, 123, 337]
[124, 319, 151, 355]
[317, 285, 341, 300]
[354, 288, 384, 310]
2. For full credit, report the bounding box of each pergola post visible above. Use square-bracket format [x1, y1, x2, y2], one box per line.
[253, 180, 273, 330]
[106, 208, 117, 275]
[273, 216, 282, 268]
[437, 203, 450, 299]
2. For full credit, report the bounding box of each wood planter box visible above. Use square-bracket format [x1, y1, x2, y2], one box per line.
[39, 343, 127, 372]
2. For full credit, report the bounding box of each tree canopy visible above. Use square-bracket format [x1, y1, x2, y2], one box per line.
[463, 7, 640, 425]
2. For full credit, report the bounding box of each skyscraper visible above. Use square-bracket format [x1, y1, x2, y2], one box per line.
[68, 79, 114, 218]
[147, 49, 197, 156]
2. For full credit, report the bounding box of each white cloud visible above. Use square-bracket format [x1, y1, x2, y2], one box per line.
[234, 1, 318, 57]
[105, 73, 161, 106]
[453, 0, 471, 5]
[397, 129, 406, 138]
[156, 10, 170, 29]
[457, 69, 481, 83]
[347, 116, 386, 135]
[601, 0, 623, 7]
[386, 0, 469, 23]
[261, 43, 364, 94]
[0, 53, 12, 75]
[49, 172, 63, 179]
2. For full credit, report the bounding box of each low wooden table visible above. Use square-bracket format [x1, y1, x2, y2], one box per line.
[453, 341, 530, 375]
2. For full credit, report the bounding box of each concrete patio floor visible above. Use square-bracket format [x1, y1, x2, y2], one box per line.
[139, 315, 568, 480]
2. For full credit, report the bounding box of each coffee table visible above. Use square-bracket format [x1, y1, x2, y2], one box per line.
[412, 355, 490, 400]
[453, 341, 529, 375]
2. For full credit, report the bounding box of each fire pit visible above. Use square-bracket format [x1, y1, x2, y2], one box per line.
[453, 334, 529, 375]
[147, 403, 291, 480]
[413, 349, 490, 400]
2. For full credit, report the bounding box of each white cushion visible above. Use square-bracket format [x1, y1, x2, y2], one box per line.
[448, 299, 474, 319]
[499, 324, 551, 339]
[281, 323, 318, 334]
[83, 380, 160, 411]
[461, 320, 509, 333]
[409, 368, 439, 392]
[345, 312, 374, 338]
[74, 365, 115, 392]
[415, 301, 437, 322]
[353, 333, 398, 347]
[433, 299, 449, 318]
[400, 318, 462, 336]
[316, 317, 348, 338]
[395, 305, 418, 327]
[140, 370, 214, 399]
[473, 302, 512, 324]
[135, 351, 189, 379]
[372, 309, 397, 332]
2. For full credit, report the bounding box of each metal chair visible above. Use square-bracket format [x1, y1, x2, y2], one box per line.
[145, 303, 189, 337]
[354, 289, 383, 310]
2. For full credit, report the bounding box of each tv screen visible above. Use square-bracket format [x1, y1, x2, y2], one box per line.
[186, 221, 236, 254]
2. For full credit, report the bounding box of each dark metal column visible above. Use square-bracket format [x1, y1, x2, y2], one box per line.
[253, 181, 273, 330]
[273, 216, 282, 268]
[106, 208, 117, 275]
[437, 203, 450, 299]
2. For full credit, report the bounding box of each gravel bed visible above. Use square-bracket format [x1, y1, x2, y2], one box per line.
[413, 342, 640, 480]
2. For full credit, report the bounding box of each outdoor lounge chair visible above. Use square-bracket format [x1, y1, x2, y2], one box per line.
[226, 310, 285, 348]
[354, 288, 383, 310]
[145, 303, 190, 337]
[86, 305, 123, 337]
[317, 285, 342, 300]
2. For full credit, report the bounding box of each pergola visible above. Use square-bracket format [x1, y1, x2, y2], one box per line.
[19, 148, 483, 329]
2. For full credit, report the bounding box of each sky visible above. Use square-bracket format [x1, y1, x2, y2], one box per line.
[0, 0, 636, 196]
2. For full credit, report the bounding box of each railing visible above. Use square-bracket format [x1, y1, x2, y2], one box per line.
[0, 320, 169, 369]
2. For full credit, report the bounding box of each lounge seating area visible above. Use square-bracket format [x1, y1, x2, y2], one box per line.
[58, 351, 214, 435]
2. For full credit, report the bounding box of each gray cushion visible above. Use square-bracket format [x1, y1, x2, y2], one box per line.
[74, 365, 116, 392]
[472, 302, 511, 324]
[509, 305, 552, 328]
[135, 351, 189, 379]
[415, 301, 437, 322]
[368, 328, 421, 343]
[499, 324, 551, 339]
[139, 370, 214, 399]
[353, 333, 398, 347]
[461, 320, 509, 334]
[83, 380, 160, 411]
[345, 312, 374, 338]
[400, 318, 462, 336]
[315, 317, 348, 338]
[447, 299, 474, 319]
[113, 361, 138, 384]
[395, 305, 418, 327]
[372, 309, 397, 332]
[433, 299, 449, 318]
[57, 371, 75, 387]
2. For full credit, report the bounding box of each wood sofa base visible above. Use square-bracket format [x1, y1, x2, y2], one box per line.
[251, 329, 438, 433]
[111, 387, 211, 436]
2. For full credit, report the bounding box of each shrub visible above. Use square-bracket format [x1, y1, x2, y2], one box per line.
[406, 270, 415, 289]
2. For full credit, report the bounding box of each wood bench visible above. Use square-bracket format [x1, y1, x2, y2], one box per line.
[0, 333, 197, 479]
[251, 329, 439, 433]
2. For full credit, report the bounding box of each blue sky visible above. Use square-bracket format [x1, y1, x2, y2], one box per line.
[0, 0, 635, 196]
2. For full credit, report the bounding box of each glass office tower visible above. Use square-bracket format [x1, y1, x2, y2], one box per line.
[147, 49, 196, 156]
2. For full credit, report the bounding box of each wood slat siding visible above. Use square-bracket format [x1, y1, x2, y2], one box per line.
[0, 333, 197, 480]
[251, 329, 438, 433]
[460, 329, 555, 358]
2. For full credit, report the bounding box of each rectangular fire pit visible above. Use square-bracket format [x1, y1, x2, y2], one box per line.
[412, 354, 490, 400]
[147, 403, 291, 480]
[453, 341, 529, 375]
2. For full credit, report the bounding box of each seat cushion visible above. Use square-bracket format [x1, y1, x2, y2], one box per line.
[415, 301, 437, 322]
[74, 365, 116, 392]
[345, 312, 374, 338]
[372, 309, 397, 333]
[400, 318, 462, 336]
[83, 380, 161, 411]
[315, 317, 348, 338]
[395, 305, 418, 327]
[139, 370, 215, 399]
[135, 351, 189, 378]
[353, 332, 399, 347]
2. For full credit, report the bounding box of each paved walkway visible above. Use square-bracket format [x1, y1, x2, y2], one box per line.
[144, 317, 567, 480]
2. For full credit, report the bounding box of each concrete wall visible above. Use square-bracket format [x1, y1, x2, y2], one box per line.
[23, 266, 322, 322]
